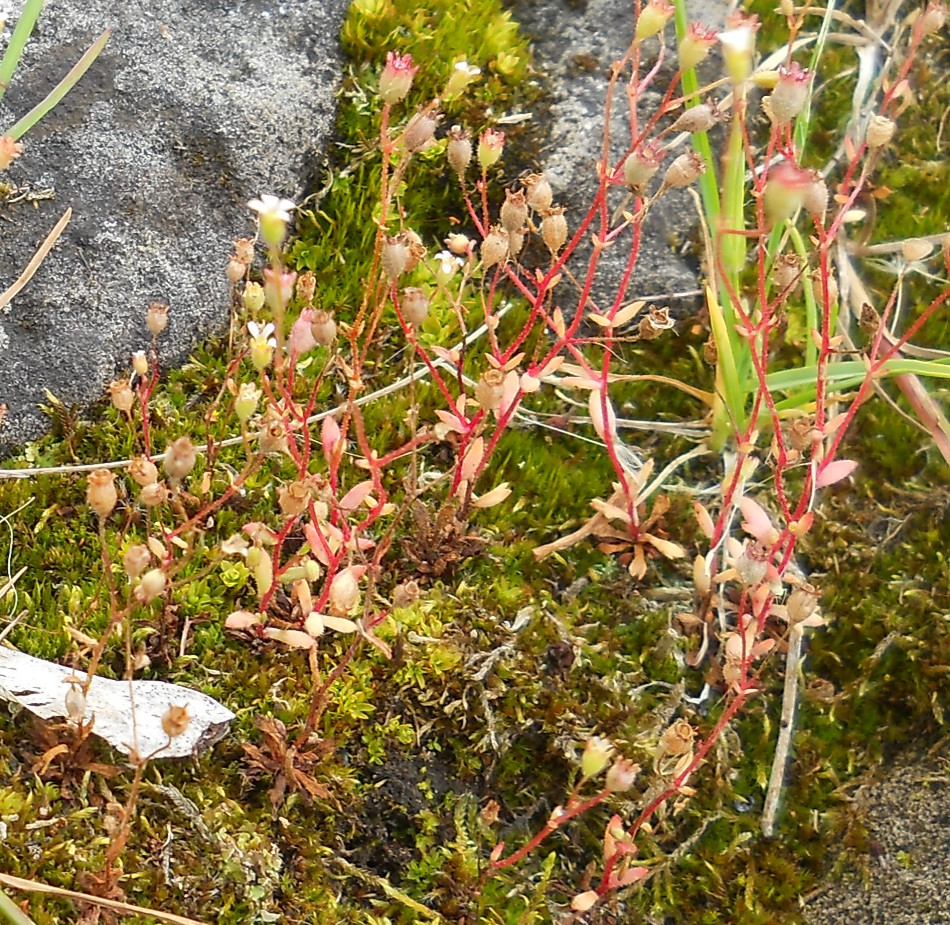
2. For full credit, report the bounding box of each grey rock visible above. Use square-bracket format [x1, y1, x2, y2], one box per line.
[510, 0, 728, 317]
[0, 0, 349, 453]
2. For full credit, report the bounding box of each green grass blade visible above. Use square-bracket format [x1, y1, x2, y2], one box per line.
[0, 0, 45, 102]
[0, 888, 36, 925]
[6, 29, 112, 140]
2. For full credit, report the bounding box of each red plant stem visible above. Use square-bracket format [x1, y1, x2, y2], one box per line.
[488, 790, 613, 872]
[598, 688, 753, 893]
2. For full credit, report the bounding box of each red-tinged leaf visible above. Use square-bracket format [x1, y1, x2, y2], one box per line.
[322, 416, 342, 464]
[225, 610, 261, 630]
[816, 459, 858, 488]
[607, 866, 650, 889]
[304, 521, 332, 567]
[738, 496, 778, 543]
[263, 628, 316, 649]
[339, 480, 375, 512]
[434, 408, 468, 434]
[570, 891, 600, 913]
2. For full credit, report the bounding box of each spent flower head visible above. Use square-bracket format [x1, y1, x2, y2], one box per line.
[379, 51, 419, 105]
[477, 128, 505, 170]
[678, 22, 718, 69]
[636, 0, 674, 41]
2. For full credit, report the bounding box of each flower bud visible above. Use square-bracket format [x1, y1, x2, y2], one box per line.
[379, 51, 418, 105]
[500, 188, 529, 233]
[263, 267, 296, 312]
[477, 128, 505, 170]
[623, 143, 663, 194]
[287, 309, 317, 356]
[866, 115, 896, 148]
[480, 226, 510, 269]
[662, 150, 706, 189]
[123, 544, 151, 579]
[164, 437, 197, 482]
[636, 0, 674, 41]
[134, 568, 167, 604]
[762, 162, 812, 224]
[87, 469, 118, 519]
[444, 233, 471, 256]
[129, 455, 158, 487]
[243, 281, 265, 313]
[767, 62, 812, 126]
[523, 173, 553, 212]
[446, 125, 472, 178]
[329, 567, 361, 616]
[131, 351, 149, 378]
[108, 379, 135, 415]
[901, 238, 935, 263]
[310, 309, 338, 346]
[540, 207, 568, 254]
[146, 301, 169, 337]
[678, 22, 718, 69]
[401, 287, 430, 327]
[381, 234, 410, 280]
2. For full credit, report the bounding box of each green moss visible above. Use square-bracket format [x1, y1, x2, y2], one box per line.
[1, 1, 949, 924]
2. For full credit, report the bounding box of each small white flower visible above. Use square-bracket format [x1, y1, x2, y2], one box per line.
[247, 321, 276, 346]
[247, 195, 295, 223]
[434, 249, 464, 282]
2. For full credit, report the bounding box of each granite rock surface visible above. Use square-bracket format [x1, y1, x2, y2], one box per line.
[0, 0, 348, 453]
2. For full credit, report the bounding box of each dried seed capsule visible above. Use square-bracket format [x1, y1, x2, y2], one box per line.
[866, 115, 896, 148]
[123, 544, 151, 579]
[108, 379, 135, 414]
[381, 234, 410, 280]
[480, 226, 510, 269]
[401, 287, 430, 327]
[540, 207, 568, 254]
[500, 188, 529, 233]
[446, 125, 472, 178]
[662, 150, 706, 189]
[146, 301, 169, 337]
[164, 437, 197, 482]
[523, 173, 553, 212]
[129, 455, 158, 487]
[623, 144, 663, 194]
[87, 469, 118, 519]
[310, 310, 337, 346]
